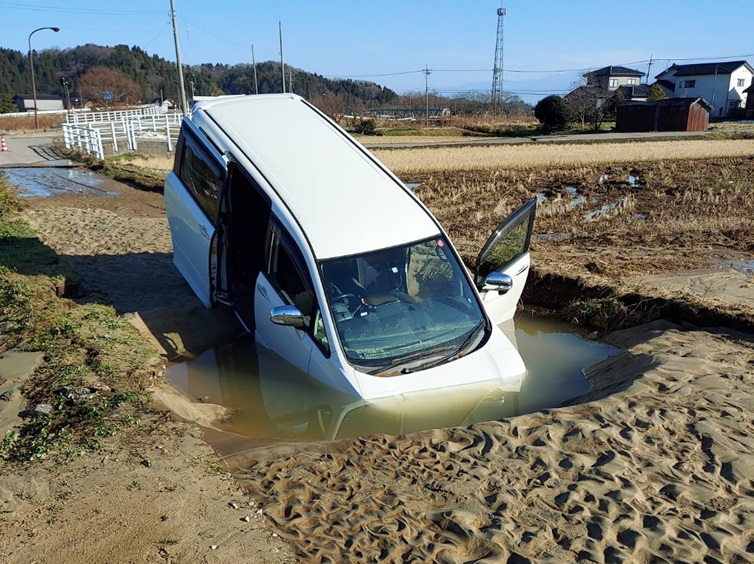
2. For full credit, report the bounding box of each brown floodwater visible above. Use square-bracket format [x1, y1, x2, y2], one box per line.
[166, 313, 618, 443]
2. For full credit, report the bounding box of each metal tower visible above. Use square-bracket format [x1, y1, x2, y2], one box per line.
[490, 5, 506, 114]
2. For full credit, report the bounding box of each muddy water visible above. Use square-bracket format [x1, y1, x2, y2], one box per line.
[167, 314, 618, 443]
[3, 167, 121, 198]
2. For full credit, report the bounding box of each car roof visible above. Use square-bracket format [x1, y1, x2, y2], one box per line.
[193, 94, 439, 259]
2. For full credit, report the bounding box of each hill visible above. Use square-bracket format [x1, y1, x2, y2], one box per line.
[0, 43, 397, 111]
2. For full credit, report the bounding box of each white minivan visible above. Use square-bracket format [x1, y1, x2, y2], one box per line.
[164, 94, 536, 401]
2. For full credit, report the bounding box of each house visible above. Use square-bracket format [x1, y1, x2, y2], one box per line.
[655, 60, 753, 118]
[566, 66, 648, 110]
[13, 94, 65, 112]
[616, 97, 713, 132]
[744, 78, 754, 119]
[584, 66, 645, 91]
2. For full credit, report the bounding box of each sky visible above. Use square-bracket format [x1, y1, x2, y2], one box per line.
[3, 0, 754, 104]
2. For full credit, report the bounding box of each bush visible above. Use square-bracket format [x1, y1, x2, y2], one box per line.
[534, 95, 574, 130]
[353, 119, 377, 135]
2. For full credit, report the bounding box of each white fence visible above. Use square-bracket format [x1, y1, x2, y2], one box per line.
[62, 124, 105, 159]
[62, 106, 183, 159]
[65, 105, 168, 125]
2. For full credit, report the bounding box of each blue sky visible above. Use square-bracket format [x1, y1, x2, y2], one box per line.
[3, 0, 754, 103]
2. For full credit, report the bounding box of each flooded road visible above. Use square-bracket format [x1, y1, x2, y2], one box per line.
[167, 313, 618, 443]
[3, 167, 121, 198]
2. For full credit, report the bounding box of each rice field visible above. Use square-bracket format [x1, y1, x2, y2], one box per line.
[373, 139, 754, 173]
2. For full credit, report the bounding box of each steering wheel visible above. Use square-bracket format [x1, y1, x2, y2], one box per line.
[331, 293, 358, 310]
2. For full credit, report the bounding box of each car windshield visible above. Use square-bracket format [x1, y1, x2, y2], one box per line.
[320, 236, 488, 374]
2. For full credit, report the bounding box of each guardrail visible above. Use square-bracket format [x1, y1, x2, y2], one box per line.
[62, 124, 104, 159]
[61, 110, 183, 157]
[65, 106, 169, 125]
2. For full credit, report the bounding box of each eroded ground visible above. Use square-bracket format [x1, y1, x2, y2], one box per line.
[2, 153, 754, 562]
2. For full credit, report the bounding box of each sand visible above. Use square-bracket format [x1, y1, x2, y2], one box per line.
[3, 173, 754, 562]
[224, 322, 754, 562]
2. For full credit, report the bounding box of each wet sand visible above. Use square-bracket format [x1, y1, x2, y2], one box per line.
[227, 322, 754, 562]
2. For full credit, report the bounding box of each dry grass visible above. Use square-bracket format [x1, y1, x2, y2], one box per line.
[411, 157, 754, 276]
[360, 135, 475, 146]
[374, 139, 754, 173]
[0, 114, 66, 132]
[109, 153, 175, 171]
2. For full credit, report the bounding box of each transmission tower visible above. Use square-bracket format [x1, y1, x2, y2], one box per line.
[490, 4, 506, 115]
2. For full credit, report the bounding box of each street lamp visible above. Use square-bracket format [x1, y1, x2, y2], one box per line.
[28, 26, 60, 129]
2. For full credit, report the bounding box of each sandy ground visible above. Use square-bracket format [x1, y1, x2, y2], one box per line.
[0, 184, 295, 563]
[2, 173, 754, 562]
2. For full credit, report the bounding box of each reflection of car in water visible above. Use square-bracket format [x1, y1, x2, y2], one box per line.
[178, 335, 520, 442]
[165, 94, 536, 400]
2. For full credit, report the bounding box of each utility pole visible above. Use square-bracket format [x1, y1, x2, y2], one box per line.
[170, 0, 188, 115]
[279, 21, 286, 93]
[491, 4, 506, 116]
[424, 65, 431, 127]
[251, 44, 259, 94]
[646, 54, 654, 84]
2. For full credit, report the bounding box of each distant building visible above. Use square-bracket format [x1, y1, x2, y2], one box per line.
[744, 78, 754, 119]
[584, 66, 645, 91]
[655, 60, 753, 118]
[616, 98, 713, 132]
[13, 94, 65, 112]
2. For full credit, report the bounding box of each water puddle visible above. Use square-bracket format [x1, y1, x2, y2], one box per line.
[3, 167, 120, 198]
[167, 314, 618, 443]
[721, 259, 754, 276]
[584, 201, 620, 220]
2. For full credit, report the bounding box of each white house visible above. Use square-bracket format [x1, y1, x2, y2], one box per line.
[584, 66, 645, 91]
[655, 60, 753, 118]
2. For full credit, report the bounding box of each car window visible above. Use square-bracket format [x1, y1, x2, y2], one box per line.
[177, 132, 224, 223]
[267, 222, 330, 355]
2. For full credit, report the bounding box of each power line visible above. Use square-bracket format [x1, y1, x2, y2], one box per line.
[0, 2, 164, 15]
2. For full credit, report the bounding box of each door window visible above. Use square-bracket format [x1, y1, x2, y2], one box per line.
[267, 222, 330, 354]
[475, 198, 536, 286]
[176, 131, 224, 223]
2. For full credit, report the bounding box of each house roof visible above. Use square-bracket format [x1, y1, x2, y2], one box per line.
[656, 79, 676, 93]
[621, 84, 651, 98]
[14, 94, 64, 101]
[617, 97, 713, 112]
[743, 80, 754, 94]
[585, 65, 645, 78]
[659, 60, 753, 78]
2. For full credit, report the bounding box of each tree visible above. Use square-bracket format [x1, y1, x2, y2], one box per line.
[0, 94, 18, 113]
[534, 95, 573, 129]
[646, 83, 667, 100]
[79, 66, 140, 106]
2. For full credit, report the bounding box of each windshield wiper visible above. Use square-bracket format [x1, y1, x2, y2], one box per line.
[406, 320, 486, 373]
[389, 345, 456, 367]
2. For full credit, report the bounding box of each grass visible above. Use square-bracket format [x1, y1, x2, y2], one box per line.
[0, 114, 66, 132]
[0, 172, 160, 463]
[373, 139, 754, 173]
[409, 155, 754, 331]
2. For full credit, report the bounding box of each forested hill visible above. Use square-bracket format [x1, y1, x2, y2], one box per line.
[0, 43, 397, 110]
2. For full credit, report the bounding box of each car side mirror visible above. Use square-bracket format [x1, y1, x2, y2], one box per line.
[483, 272, 513, 294]
[270, 305, 305, 327]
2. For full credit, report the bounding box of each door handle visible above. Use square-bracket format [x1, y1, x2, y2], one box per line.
[199, 224, 210, 239]
[257, 284, 269, 300]
[516, 264, 529, 276]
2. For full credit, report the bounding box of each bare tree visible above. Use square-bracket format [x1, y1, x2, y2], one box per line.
[565, 79, 614, 130]
[79, 66, 141, 107]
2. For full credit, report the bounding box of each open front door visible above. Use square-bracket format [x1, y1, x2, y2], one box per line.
[475, 197, 537, 326]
